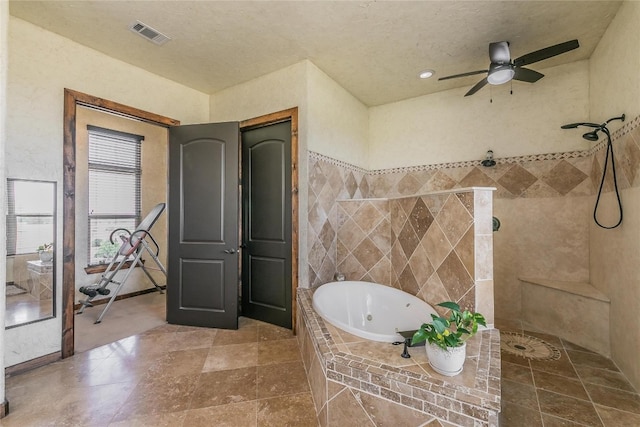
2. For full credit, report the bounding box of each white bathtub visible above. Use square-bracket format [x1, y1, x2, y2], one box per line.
[312, 281, 438, 343]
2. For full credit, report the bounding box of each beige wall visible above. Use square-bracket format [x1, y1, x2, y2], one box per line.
[589, 0, 640, 391]
[306, 63, 368, 167]
[368, 61, 590, 169]
[5, 17, 209, 367]
[210, 60, 369, 288]
[590, 1, 640, 124]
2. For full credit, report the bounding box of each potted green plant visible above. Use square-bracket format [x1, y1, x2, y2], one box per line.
[411, 301, 486, 376]
[37, 242, 54, 263]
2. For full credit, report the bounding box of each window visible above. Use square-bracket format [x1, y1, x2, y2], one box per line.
[87, 126, 143, 265]
[6, 180, 55, 256]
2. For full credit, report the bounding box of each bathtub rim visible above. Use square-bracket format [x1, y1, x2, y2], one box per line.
[311, 280, 437, 343]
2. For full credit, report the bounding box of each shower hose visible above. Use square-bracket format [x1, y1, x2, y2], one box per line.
[593, 127, 623, 229]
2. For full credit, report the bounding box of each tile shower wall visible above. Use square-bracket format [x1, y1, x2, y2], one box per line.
[307, 114, 640, 314]
[307, 157, 368, 287]
[335, 199, 391, 286]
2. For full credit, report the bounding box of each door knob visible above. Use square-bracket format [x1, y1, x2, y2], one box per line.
[223, 249, 237, 254]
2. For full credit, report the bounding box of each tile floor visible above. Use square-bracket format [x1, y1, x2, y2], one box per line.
[3, 314, 317, 426]
[74, 290, 167, 352]
[3, 295, 640, 426]
[5, 291, 53, 328]
[496, 318, 640, 427]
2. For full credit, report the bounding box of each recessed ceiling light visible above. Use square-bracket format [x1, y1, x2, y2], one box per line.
[419, 70, 435, 79]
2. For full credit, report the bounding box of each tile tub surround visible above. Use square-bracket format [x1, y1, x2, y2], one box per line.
[297, 289, 501, 427]
[336, 188, 495, 324]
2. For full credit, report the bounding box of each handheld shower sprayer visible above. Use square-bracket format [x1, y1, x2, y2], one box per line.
[561, 114, 626, 229]
[561, 115, 625, 142]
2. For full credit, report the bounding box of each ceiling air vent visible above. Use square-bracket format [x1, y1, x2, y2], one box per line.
[129, 21, 171, 46]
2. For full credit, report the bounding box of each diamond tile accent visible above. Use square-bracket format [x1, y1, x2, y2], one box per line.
[421, 221, 452, 271]
[308, 162, 327, 198]
[396, 174, 423, 196]
[352, 202, 384, 235]
[397, 221, 420, 260]
[345, 172, 358, 199]
[408, 243, 434, 287]
[408, 198, 434, 242]
[337, 254, 367, 281]
[318, 221, 336, 251]
[436, 195, 473, 248]
[370, 220, 391, 256]
[390, 200, 408, 236]
[459, 167, 498, 188]
[426, 170, 457, 191]
[398, 265, 420, 295]
[337, 217, 366, 251]
[541, 160, 589, 196]
[456, 192, 475, 216]
[353, 237, 384, 271]
[498, 164, 539, 196]
[617, 134, 640, 187]
[436, 251, 474, 302]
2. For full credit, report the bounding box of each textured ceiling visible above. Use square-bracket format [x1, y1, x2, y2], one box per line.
[9, 1, 622, 106]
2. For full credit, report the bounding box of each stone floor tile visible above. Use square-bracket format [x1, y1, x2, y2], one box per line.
[257, 393, 318, 427]
[499, 402, 543, 427]
[537, 389, 602, 427]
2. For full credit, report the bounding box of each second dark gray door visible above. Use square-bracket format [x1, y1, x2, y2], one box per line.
[167, 122, 239, 329]
[241, 121, 292, 329]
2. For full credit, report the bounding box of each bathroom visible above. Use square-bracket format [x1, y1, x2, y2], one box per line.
[2, 0, 640, 425]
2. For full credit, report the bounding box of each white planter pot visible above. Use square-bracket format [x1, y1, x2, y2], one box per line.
[38, 251, 53, 263]
[425, 342, 467, 376]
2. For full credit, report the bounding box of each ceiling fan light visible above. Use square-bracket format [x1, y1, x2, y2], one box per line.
[419, 69, 435, 79]
[487, 66, 515, 85]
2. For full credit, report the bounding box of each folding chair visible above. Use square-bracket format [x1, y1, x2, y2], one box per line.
[77, 203, 167, 324]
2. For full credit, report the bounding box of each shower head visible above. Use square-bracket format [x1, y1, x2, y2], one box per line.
[582, 130, 600, 141]
[561, 123, 581, 129]
[561, 122, 602, 129]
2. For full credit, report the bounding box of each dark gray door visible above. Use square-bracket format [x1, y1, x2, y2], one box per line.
[167, 122, 239, 329]
[241, 121, 292, 329]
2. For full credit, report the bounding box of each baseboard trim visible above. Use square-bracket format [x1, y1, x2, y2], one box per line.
[0, 399, 8, 418]
[73, 286, 166, 311]
[5, 352, 61, 378]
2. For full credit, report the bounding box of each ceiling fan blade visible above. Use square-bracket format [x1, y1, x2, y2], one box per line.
[513, 67, 545, 83]
[489, 41, 511, 64]
[513, 39, 579, 67]
[464, 78, 488, 97]
[438, 70, 487, 81]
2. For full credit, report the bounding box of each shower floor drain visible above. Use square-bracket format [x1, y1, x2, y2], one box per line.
[501, 332, 561, 361]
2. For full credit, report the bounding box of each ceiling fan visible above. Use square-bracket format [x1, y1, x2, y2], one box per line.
[439, 39, 580, 97]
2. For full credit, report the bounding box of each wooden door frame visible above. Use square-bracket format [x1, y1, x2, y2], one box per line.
[240, 107, 299, 332]
[62, 89, 179, 358]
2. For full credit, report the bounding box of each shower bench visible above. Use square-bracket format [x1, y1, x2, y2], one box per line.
[519, 277, 610, 356]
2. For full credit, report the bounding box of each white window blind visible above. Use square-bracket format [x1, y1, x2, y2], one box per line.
[87, 126, 143, 265]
